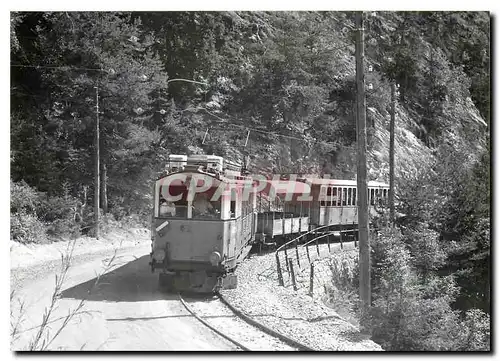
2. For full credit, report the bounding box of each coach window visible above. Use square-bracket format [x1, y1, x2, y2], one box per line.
[370, 189, 375, 206]
[319, 186, 325, 207]
[331, 187, 337, 207]
[347, 188, 352, 206]
[377, 189, 384, 206]
[335, 187, 340, 206]
[342, 188, 347, 206]
[352, 188, 357, 206]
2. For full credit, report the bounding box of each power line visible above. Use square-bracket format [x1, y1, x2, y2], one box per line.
[197, 108, 311, 142]
[11, 63, 106, 72]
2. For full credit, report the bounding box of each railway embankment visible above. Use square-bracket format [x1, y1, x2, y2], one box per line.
[220, 242, 383, 351]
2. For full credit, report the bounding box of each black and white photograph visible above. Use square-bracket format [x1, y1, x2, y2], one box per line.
[9, 9, 491, 352]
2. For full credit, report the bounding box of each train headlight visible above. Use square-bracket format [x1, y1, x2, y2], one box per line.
[209, 251, 221, 266]
[154, 249, 166, 262]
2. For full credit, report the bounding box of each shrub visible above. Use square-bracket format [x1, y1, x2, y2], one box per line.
[10, 180, 41, 215]
[369, 227, 490, 351]
[325, 251, 360, 324]
[36, 194, 82, 239]
[11, 180, 82, 241]
[10, 211, 47, 244]
[45, 219, 80, 239]
[456, 309, 490, 351]
[36, 194, 79, 223]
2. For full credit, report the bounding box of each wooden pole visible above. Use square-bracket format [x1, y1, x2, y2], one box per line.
[94, 86, 100, 240]
[309, 263, 314, 296]
[355, 11, 371, 330]
[389, 82, 396, 225]
[102, 162, 108, 214]
[295, 242, 300, 268]
[276, 253, 284, 286]
[289, 259, 297, 291]
[284, 247, 290, 274]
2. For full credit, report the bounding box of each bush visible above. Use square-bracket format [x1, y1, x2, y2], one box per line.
[36, 195, 81, 239]
[36, 194, 79, 222]
[10, 180, 41, 215]
[10, 211, 47, 244]
[457, 309, 490, 351]
[325, 253, 359, 323]
[369, 227, 490, 351]
[11, 180, 82, 241]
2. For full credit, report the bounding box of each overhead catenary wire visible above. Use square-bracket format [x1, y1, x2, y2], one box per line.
[11, 64, 107, 72]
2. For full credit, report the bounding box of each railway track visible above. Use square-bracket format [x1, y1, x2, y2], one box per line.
[178, 293, 314, 351]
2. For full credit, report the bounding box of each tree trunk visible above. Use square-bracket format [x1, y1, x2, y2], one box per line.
[102, 162, 108, 214]
[82, 185, 88, 207]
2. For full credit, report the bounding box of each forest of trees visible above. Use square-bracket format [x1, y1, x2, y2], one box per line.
[10, 11, 490, 351]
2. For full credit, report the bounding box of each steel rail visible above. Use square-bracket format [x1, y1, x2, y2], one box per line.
[217, 292, 315, 351]
[178, 293, 250, 351]
[179, 292, 314, 351]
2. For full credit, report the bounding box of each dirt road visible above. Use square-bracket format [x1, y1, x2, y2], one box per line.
[10, 244, 239, 351]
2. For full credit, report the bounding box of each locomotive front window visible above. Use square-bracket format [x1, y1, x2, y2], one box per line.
[159, 198, 176, 216]
[230, 201, 236, 218]
[159, 198, 189, 218]
[192, 193, 221, 219]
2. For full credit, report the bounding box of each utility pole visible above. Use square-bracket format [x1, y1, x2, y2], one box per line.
[94, 86, 100, 240]
[389, 82, 396, 225]
[355, 11, 370, 331]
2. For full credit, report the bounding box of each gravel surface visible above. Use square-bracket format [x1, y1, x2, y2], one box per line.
[11, 229, 382, 351]
[10, 228, 151, 293]
[221, 242, 383, 351]
[184, 296, 297, 351]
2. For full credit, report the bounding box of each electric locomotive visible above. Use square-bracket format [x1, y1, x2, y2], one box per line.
[150, 154, 257, 292]
[150, 154, 390, 292]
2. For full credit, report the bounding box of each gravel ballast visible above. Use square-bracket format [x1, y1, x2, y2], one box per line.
[220, 242, 383, 351]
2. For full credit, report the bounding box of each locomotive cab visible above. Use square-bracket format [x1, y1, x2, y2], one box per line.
[150, 161, 257, 293]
